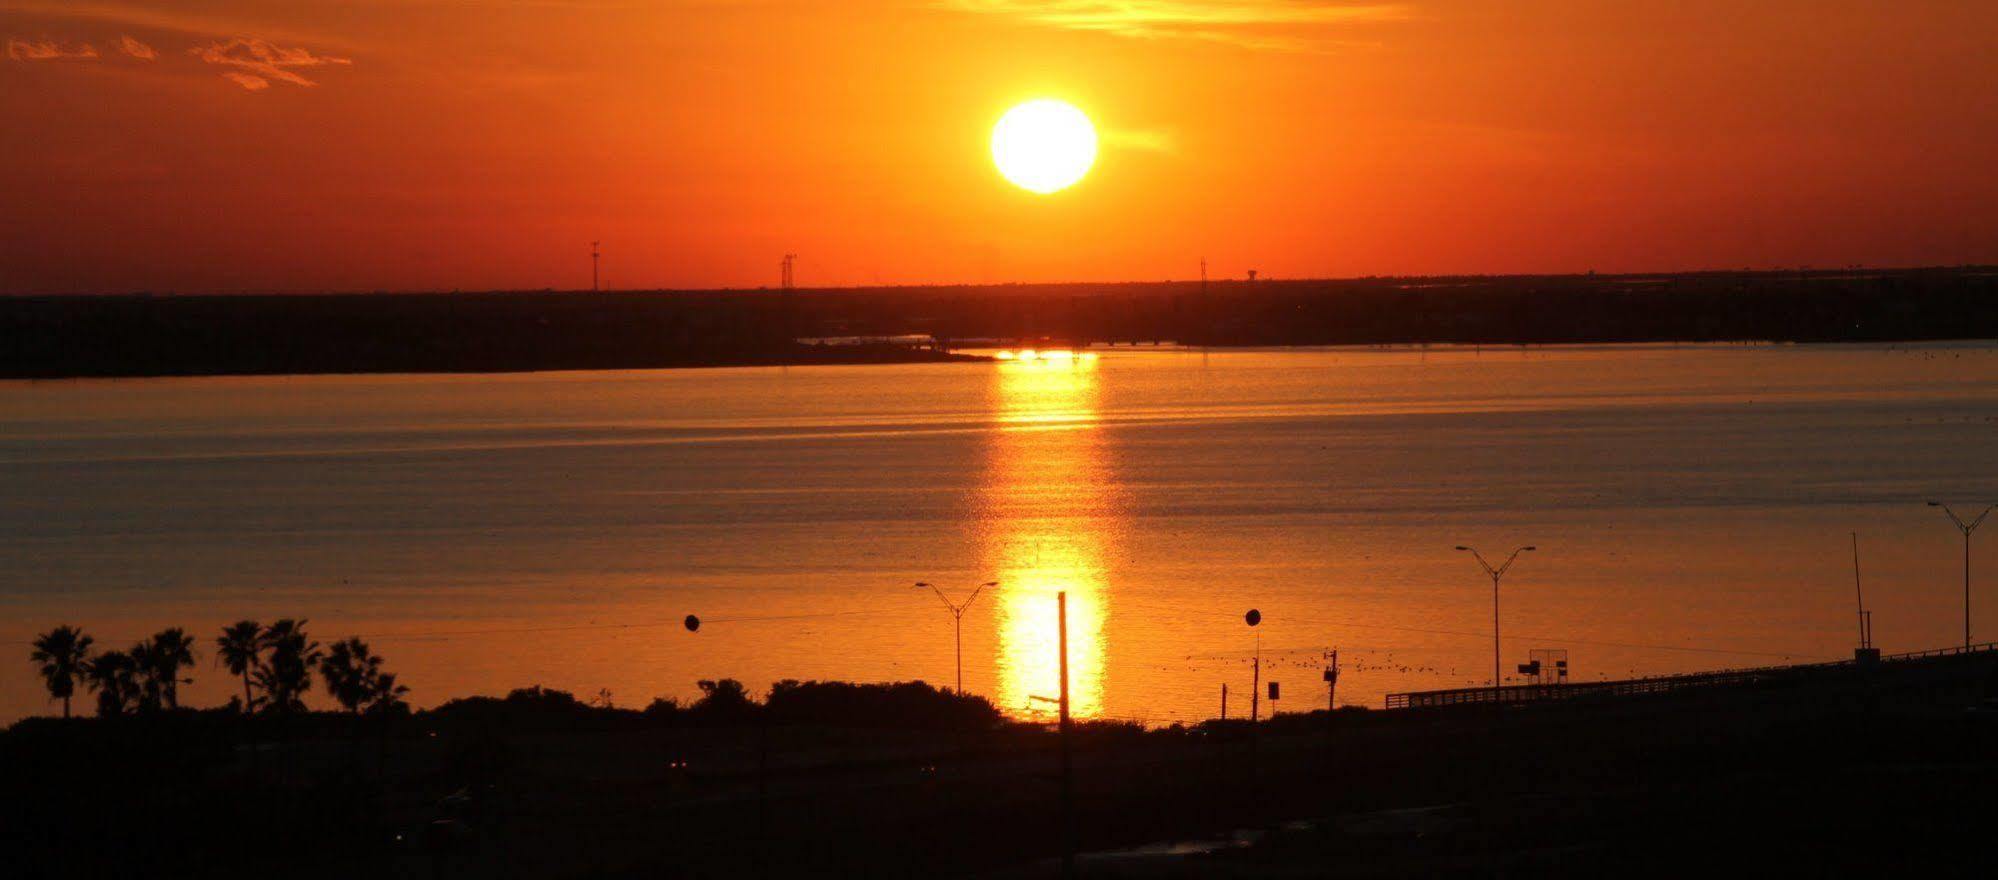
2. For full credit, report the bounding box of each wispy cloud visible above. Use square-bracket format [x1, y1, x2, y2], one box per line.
[190, 37, 352, 90]
[6, 37, 99, 60]
[117, 34, 154, 60]
[942, 0, 1409, 51]
[220, 70, 268, 91]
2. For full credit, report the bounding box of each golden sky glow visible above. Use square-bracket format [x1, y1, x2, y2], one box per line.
[2, 1, 1995, 292]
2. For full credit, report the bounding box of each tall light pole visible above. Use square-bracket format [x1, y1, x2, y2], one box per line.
[1457, 545, 1536, 692]
[916, 581, 997, 694]
[1929, 502, 1995, 650]
[1244, 609, 1262, 723]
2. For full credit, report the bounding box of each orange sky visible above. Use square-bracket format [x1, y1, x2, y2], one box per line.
[2, 1, 1995, 293]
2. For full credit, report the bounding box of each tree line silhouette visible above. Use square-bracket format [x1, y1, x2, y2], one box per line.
[28, 621, 1015, 732]
[421, 678, 1004, 733]
[7, 266, 1995, 378]
[29, 620, 407, 719]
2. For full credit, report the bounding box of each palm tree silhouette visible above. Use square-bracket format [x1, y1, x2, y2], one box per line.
[370, 672, 411, 714]
[129, 639, 163, 712]
[133, 628, 197, 710]
[29, 625, 93, 718]
[86, 649, 139, 717]
[322, 637, 411, 714]
[322, 637, 375, 714]
[253, 618, 322, 714]
[216, 620, 263, 713]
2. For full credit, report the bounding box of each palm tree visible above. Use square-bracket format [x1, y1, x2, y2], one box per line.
[253, 618, 322, 714]
[128, 639, 163, 712]
[321, 637, 410, 714]
[216, 620, 263, 713]
[369, 672, 410, 714]
[132, 627, 197, 711]
[86, 650, 140, 717]
[29, 625, 93, 718]
[321, 637, 377, 714]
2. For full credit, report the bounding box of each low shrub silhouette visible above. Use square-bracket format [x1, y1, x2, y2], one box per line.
[764, 679, 1001, 730]
[690, 678, 757, 723]
[429, 685, 641, 732]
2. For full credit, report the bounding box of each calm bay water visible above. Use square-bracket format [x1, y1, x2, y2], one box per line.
[5, 344, 1998, 724]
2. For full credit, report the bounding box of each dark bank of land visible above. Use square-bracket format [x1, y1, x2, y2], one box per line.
[0, 288, 983, 378]
[8, 650, 1998, 879]
[4, 265, 1996, 378]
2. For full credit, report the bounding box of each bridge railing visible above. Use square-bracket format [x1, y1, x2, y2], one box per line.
[1384, 641, 1998, 710]
[1877, 641, 1998, 662]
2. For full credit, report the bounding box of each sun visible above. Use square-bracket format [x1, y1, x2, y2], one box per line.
[991, 99, 1097, 194]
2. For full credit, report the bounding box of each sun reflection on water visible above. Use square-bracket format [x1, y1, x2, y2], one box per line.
[983, 354, 1113, 720]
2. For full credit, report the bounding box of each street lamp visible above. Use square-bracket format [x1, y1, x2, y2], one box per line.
[1244, 608, 1262, 723]
[916, 581, 998, 694]
[1928, 502, 1996, 650]
[1457, 545, 1536, 692]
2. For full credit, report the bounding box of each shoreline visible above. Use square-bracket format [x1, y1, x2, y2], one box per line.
[8, 266, 1997, 379]
[9, 338, 1998, 382]
[0, 343, 987, 381]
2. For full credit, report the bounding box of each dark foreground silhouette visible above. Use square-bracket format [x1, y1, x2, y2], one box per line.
[6, 265, 1995, 378]
[7, 650, 1998, 879]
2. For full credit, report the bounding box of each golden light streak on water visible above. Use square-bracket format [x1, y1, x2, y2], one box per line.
[984, 354, 1113, 719]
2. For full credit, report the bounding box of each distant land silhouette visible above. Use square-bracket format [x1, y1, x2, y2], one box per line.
[4, 266, 1995, 378]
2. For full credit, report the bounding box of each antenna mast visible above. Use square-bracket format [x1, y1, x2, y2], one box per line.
[1852, 532, 1873, 652]
[591, 241, 600, 292]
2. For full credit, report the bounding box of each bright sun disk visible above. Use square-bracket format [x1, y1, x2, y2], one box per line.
[992, 99, 1097, 194]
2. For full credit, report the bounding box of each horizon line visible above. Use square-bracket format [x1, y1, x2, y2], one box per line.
[6, 262, 1995, 299]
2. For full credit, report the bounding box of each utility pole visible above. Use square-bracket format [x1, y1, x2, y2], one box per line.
[1852, 532, 1867, 649]
[1928, 502, 1995, 649]
[1244, 608, 1262, 775]
[590, 241, 600, 292]
[1251, 633, 1261, 723]
[1220, 682, 1228, 720]
[1457, 545, 1536, 693]
[1325, 648, 1339, 715]
[1244, 609, 1263, 723]
[916, 581, 997, 694]
[1058, 591, 1074, 879]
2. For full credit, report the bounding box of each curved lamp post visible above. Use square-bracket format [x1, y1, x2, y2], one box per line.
[916, 581, 998, 694]
[1457, 545, 1536, 692]
[1929, 502, 1996, 650]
